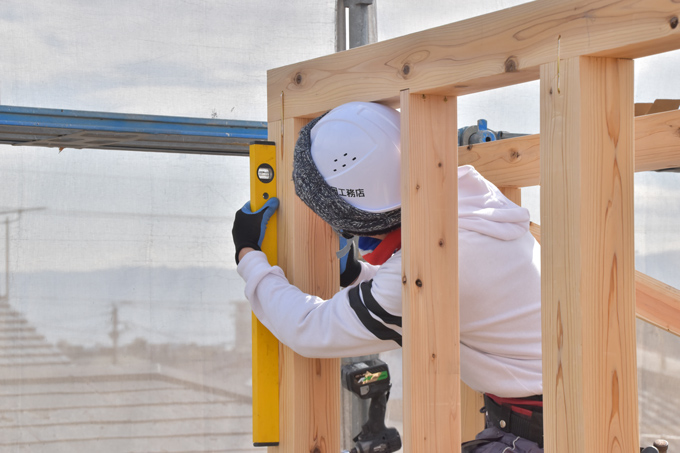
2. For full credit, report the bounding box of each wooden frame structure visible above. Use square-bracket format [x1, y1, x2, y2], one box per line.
[265, 1, 680, 451]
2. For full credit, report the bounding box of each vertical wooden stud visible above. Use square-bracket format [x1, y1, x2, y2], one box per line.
[500, 187, 522, 206]
[400, 91, 460, 452]
[540, 57, 638, 452]
[270, 118, 342, 453]
[459, 185, 522, 442]
[460, 382, 484, 442]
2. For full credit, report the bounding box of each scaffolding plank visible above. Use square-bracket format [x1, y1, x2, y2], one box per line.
[0, 105, 267, 156]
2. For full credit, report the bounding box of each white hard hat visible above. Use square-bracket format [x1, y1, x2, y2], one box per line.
[310, 102, 401, 213]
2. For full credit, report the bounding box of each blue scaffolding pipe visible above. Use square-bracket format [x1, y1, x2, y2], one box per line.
[0, 105, 268, 156]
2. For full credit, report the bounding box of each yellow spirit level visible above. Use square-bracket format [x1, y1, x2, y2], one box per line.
[249, 141, 279, 446]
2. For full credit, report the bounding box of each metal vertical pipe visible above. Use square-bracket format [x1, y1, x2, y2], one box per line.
[336, 0, 347, 52]
[3, 218, 8, 302]
[336, 3, 379, 448]
[337, 0, 377, 50]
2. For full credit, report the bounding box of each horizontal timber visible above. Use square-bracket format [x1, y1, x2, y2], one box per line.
[268, 0, 680, 121]
[460, 108, 680, 188]
[636, 272, 680, 337]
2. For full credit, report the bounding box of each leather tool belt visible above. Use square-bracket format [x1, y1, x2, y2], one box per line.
[483, 393, 544, 448]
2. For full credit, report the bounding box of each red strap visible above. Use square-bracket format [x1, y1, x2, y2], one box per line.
[486, 393, 543, 417]
[362, 228, 402, 265]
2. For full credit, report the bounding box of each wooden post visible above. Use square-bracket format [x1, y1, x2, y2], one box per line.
[500, 187, 521, 206]
[463, 188, 521, 443]
[400, 91, 460, 452]
[269, 118, 342, 453]
[460, 382, 484, 442]
[540, 56, 638, 452]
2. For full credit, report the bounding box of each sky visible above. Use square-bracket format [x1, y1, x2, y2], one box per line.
[1, 0, 680, 282]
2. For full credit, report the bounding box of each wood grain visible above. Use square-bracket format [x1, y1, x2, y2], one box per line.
[499, 187, 522, 205]
[459, 108, 680, 188]
[533, 222, 680, 339]
[401, 92, 460, 452]
[269, 119, 341, 453]
[268, 0, 680, 121]
[635, 272, 680, 338]
[540, 56, 638, 452]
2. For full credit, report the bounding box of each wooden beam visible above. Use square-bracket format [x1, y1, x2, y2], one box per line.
[540, 56, 638, 452]
[400, 92, 460, 452]
[635, 272, 680, 338]
[632, 109, 680, 173]
[633, 99, 680, 116]
[271, 118, 341, 453]
[459, 108, 680, 187]
[268, 0, 680, 121]
[459, 134, 541, 188]
[646, 99, 680, 115]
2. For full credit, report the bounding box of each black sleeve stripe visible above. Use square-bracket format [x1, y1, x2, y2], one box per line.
[360, 281, 402, 328]
[348, 285, 402, 347]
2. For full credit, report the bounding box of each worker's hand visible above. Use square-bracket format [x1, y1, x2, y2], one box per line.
[232, 198, 279, 264]
[339, 235, 362, 287]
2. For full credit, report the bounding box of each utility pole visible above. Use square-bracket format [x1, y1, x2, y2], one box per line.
[110, 305, 119, 365]
[2, 218, 8, 303]
[0, 208, 46, 305]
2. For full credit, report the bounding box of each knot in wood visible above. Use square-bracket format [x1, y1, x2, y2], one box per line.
[510, 150, 520, 161]
[294, 73, 303, 85]
[438, 239, 444, 247]
[402, 275, 407, 285]
[504, 56, 518, 73]
[670, 16, 679, 29]
[310, 448, 321, 453]
[401, 64, 411, 76]
[415, 279, 423, 287]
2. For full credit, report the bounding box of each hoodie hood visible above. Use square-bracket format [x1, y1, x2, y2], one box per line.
[458, 165, 530, 241]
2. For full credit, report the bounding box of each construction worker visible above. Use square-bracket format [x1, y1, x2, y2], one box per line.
[232, 102, 543, 452]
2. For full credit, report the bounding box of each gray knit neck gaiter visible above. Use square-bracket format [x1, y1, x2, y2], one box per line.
[292, 114, 401, 237]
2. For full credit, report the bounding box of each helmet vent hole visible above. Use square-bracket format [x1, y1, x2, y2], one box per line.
[352, 157, 356, 161]
[343, 153, 348, 156]
[342, 164, 346, 167]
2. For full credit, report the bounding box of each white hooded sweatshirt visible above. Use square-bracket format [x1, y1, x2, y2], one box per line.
[237, 165, 542, 397]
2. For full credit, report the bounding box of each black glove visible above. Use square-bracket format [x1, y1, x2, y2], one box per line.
[339, 234, 362, 287]
[232, 197, 279, 264]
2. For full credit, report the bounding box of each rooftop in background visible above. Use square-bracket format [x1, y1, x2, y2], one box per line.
[0, 105, 267, 156]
